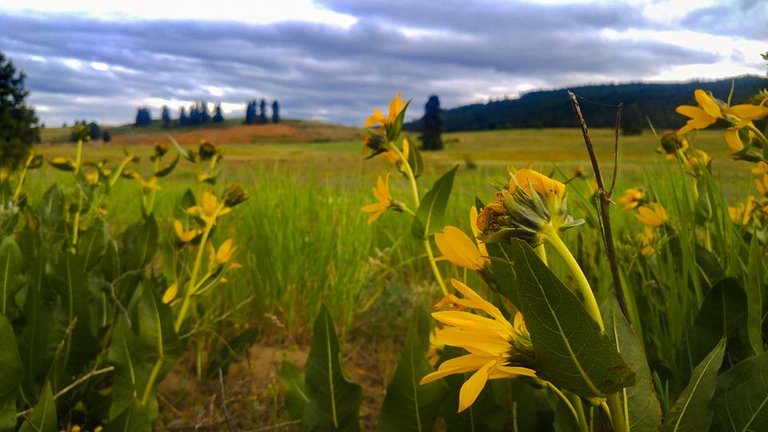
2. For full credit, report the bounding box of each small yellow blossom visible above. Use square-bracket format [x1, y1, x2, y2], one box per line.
[434, 226, 489, 271]
[510, 168, 565, 199]
[209, 239, 236, 266]
[383, 137, 410, 165]
[420, 279, 536, 412]
[755, 174, 768, 198]
[729, 196, 755, 226]
[131, 172, 161, 191]
[636, 203, 668, 227]
[364, 92, 407, 129]
[638, 227, 657, 256]
[162, 283, 178, 304]
[675, 90, 722, 135]
[173, 220, 197, 243]
[361, 174, 393, 224]
[617, 187, 644, 211]
[186, 191, 231, 224]
[84, 170, 99, 185]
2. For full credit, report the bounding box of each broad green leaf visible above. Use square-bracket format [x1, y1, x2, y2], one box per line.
[508, 240, 635, 398]
[36, 185, 65, 235]
[747, 236, 764, 355]
[378, 308, 447, 432]
[0, 236, 22, 316]
[407, 139, 424, 179]
[491, 379, 547, 432]
[0, 315, 23, 430]
[105, 399, 152, 432]
[662, 338, 725, 432]
[482, 242, 521, 308]
[302, 305, 362, 431]
[76, 218, 109, 272]
[280, 361, 309, 420]
[19, 382, 56, 432]
[711, 351, 768, 431]
[411, 166, 458, 239]
[603, 297, 662, 432]
[154, 153, 180, 177]
[691, 278, 749, 365]
[119, 216, 159, 272]
[205, 328, 259, 377]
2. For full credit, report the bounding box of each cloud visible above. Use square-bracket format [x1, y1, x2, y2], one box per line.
[0, 1, 759, 127]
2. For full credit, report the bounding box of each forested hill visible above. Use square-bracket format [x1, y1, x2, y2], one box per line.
[406, 75, 768, 132]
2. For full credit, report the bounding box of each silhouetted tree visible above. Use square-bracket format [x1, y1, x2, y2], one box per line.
[189, 104, 200, 126]
[420, 95, 443, 151]
[272, 100, 280, 123]
[258, 99, 267, 124]
[245, 100, 257, 124]
[179, 106, 188, 127]
[134, 107, 152, 127]
[88, 122, 101, 141]
[102, 130, 112, 143]
[200, 101, 210, 123]
[161, 105, 171, 128]
[0, 52, 40, 166]
[621, 103, 644, 136]
[213, 103, 224, 123]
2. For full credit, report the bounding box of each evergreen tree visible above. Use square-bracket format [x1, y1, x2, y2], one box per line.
[272, 100, 280, 123]
[179, 106, 188, 127]
[87, 121, 101, 141]
[213, 103, 224, 123]
[420, 95, 443, 151]
[1, 54, 41, 166]
[258, 99, 267, 123]
[161, 105, 171, 128]
[134, 107, 152, 127]
[245, 100, 257, 124]
[200, 101, 210, 123]
[621, 103, 644, 136]
[189, 104, 200, 126]
[102, 130, 111, 143]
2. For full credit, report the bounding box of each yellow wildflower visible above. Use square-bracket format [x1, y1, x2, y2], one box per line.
[383, 137, 410, 165]
[173, 220, 197, 243]
[84, 170, 99, 185]
[420, 279, 536, 412]
[361, 174, 393, 224]
[638, 227, 657, 256]
[131, 172, 161, 191]
[683, 148, 712, 176]
[755, 174, 768, 198]
[209, 239, 236, 266]
[364, 92, 406, 129]
[617, 188, 644, 211]
[675, 90, 722, 135]
[186, 191, 231, 224]
[434, 226, 489, 271]
[510, 168, 565, 199]
[636, 203, 667, 227]
[162, 283, 178, 304]
[729, 196, 755, 226]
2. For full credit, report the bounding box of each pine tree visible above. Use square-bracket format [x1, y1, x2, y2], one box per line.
[271, 100, 280, 123]
[161, 105, 171, 128]
[88, 122, 101, 141]
[621, 103, 644, 136]
[179, 106, 188, 127]
[213, 103, 224, 123]
[102, 130, 112, 143]
[0, 52, 40, 166]
[258, 99, 267, 124]
[134, 107, 152, 127]
[200, 101, 210, 123]
[420, 95, 443, 151]
[245, 100, 257, 124]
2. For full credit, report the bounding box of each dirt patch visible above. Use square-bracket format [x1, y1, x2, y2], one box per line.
[110, 124, 303, 147]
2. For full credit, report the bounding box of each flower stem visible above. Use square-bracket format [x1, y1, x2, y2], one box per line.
[390, 142, 447, 295]
[540, 380, 587, 432]
[748, 123, 768, 147]
[543, 226, 604, 331]
[607, 393, 628, 432]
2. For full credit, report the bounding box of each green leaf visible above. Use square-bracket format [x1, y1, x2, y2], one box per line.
[482, 242, 521, 308]
[154, 153, 180, 177]
[105, 399, 152, 432]
[19, 382, 56, 432]
[280, 361, 308, 420]
[661, 338, 725, 432]
[407, 139, 424, 179]
[205, 328, 259, 378]
[119, 216, 159, 272]
[508, 240, 635, 398]
[0, 236, 22, 316]
[711, 351, 768, 431]
[691, 278, 750, 365]
[411, 166, 458, 240]
[76, 218, 109, 272]
[302, 305, 362, 431]
[603, 297, 662, 432]
[0, 315, 22, 430]
[747, 236, 764, 355]
[378, 308, 447, 432]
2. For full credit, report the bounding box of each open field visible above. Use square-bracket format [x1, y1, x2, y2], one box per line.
[15, 124, 763, 430]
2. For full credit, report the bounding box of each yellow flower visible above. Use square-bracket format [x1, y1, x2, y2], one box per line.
[426, 329, 443, 367]
[469, 206, 488, 257]
[84, 170, 99, 185]
[617, 187, 644, 211]
[209, 239, 237, 266]
[383, 137, 409, 165]
[755, 174, 768, 198]
[729, 196, 755, 226]
[186, 191, 231, 224]
[511, 168, 565, 199]
[131, 172, 162, 191]
[636, 203, 667, 227]
[420, 279, 536, 412]
[638, 226, 657, 256]
[361, 174, 393, 224]
[657, 132, 689, 158]
[364, 92, 406, 129]
[676, 90, 768, 147]
[676, 89, 721, 135]
[683, 148, 712, 176]
[173, 220, 197, 243]
[434, 226, 489, 271]
[162, 283, 178, 305]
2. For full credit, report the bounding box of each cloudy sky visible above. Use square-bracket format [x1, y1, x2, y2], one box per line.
[0, 0, 765, 127]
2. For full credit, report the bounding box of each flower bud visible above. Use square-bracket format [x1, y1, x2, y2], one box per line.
[222, 183, 249, 208]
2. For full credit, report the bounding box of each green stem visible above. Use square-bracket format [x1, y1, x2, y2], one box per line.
[147, 157, 161, 215]
[543, 226, 604, 331]
[141, 356, 164, 406]
[389, 142, 447, 295]
[607, 393, 628, 432]
[174, 207, 220, 332]
[747, 123, 768, 147]
[568, 393, 589, 432]
[12, 153, 33, 202]
[540, 380, 586, 432]
[534, 243, 548, 266]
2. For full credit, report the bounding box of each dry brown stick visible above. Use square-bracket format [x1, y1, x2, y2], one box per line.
[567, 91, 631, 323]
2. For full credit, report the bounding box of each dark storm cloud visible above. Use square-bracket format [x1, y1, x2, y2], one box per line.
[0, 2, 719, 126]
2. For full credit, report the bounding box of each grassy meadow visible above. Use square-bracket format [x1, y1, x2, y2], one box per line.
[12, 119, 764, 430]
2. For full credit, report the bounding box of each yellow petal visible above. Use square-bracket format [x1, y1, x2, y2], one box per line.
[450, 279, 508, 324]
[458, 360, 495, 412]
[513, 169, 565, 198]
[435, 227, 486, 271]
[402, 137, 410, 161]
[694, 89, 722, 119]
[728, 104, 768, 121]
[725, 128, 744, 152]
[364, 108, 386, 128]
[420, 353, 495, 384]
[388, 92, 405, 123]
[162, 283, 178, 304]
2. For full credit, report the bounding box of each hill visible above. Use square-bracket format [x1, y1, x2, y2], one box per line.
[405, 75, 768, 132]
